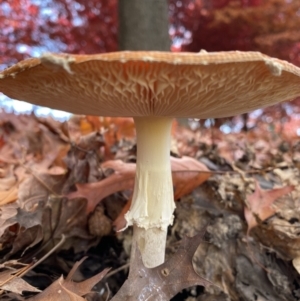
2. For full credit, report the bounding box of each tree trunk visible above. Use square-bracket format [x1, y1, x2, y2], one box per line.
[118, 0, 170, 50]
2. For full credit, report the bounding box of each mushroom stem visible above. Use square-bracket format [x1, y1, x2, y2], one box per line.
[126, 116, 175, 268]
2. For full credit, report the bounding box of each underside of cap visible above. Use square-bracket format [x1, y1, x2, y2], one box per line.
[1, 51, 300, 118]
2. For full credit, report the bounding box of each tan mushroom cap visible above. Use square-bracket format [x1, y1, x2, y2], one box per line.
[1, 51, 300, 118]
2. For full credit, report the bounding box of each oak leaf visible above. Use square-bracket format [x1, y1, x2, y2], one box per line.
[244, 180, 294, 233]
[67, 159, 135, 214]
[0, 204, 45, 258]
[67, 156, 211, 229]
[111, 230, 212, 301]
[0, 195, 92, 259]
[171, 156, 211, 200]
[28, 257, 110, 301]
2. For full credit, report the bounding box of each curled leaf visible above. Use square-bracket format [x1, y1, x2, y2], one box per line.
[244, 180, 294, 233]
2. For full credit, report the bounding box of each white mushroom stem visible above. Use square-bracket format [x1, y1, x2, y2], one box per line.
[125, 116, 175, 268]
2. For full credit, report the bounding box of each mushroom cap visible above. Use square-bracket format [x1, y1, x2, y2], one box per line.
[1, 51, 300, 118]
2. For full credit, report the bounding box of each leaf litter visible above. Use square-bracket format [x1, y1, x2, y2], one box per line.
[0, 111, 299, 300]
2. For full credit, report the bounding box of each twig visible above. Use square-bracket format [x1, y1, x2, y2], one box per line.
[171, 165, 282, 175]
[18, 234, 66, 278]
[0, 264, 31, 287]
[105, 282, 111, 301]
[105, 263, 130, 279]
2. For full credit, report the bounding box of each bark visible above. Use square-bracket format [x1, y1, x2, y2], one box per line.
[118, 0, 170, 50]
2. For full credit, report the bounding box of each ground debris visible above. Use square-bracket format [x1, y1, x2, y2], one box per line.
[0, 112, 299, 300]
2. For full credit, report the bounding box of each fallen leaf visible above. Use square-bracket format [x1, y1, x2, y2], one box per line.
[28, 276, 86, 301]
[67, 156, 211, 230]
[63, 131, 105, 187]
[1, 180, 93, 258]
[111, 230, 212, 300]
[0, 185, 18, 206]
[28, 257, 110, 301]
[293, 256, 300, 274]
[0, 264, 41, 295]
[171, 156, 211, 200]
[42, 197, 94, 254]
[244, 180, 294, 233]
[0, 177, 17, 191]
[0, 271, 41, 295]
[0, 202, 19, 238]
[36, 116, 70, 143]
[1, 204, 45, 258]
[67, 159, 135, 214]
[100, 117, 136, 149]
[0, 177, 19, 206]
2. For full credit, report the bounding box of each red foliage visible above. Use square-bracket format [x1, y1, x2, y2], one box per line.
[169, 0, 300, 120]
[0, 0, 118, 68]
[2, 0, 300, 66]
[169, 0, 300, 66]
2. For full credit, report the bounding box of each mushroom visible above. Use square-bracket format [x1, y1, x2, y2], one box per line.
[1, 51, 300, 268]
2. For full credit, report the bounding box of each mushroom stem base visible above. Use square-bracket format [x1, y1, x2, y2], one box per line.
[131, 225, 167, 268]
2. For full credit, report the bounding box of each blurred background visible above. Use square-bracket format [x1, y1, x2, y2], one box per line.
[0, 0, 299, 133]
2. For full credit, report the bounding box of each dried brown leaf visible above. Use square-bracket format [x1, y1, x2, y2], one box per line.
[0, 177, 17, 191]
[29, 257, 110, 301]
[171, 156, 211, 200]
[36, 116, 70, 143]
[67, 156, 211, 216]
[0, 177, 19, 206]
[0, 268, 41, 295]
[43, 197, 93, 253]
[244, 180, 294, 233]
[1, 204, 44, 258]
[0, 185, 18, 206]
[1, 194, 92, 258]
[0, 202, 19, 238]
[111, 230, 212, 301]
[64, 267, 109, 297]
[63, 131, 105, 187]
[67, 159, 135, 213]
[28, 276, 86, 301]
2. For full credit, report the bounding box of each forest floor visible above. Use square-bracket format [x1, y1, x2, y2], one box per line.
[0, 110, 299, 300]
